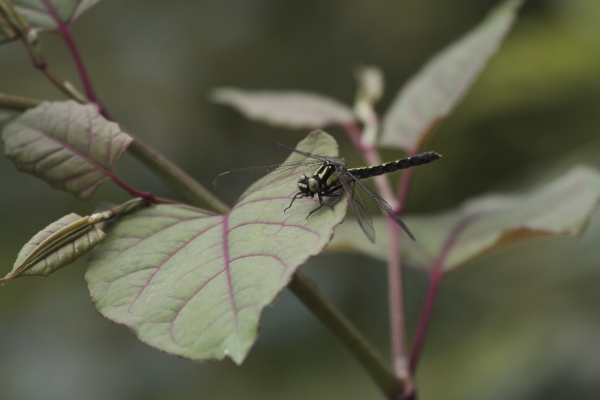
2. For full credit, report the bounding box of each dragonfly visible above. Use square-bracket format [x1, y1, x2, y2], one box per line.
[212, 143, 441, 243]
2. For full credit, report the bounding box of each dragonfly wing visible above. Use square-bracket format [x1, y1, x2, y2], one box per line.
[212, 160, 322, 193]
[337, 167, 376, 243]
[275, 142, 348, 167]
[345, 170, 416, 241]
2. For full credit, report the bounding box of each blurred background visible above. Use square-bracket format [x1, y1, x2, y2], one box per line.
[1, 0, 599, 399]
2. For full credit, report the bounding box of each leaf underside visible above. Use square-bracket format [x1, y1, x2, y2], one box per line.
[86, 131, 348, 364]
[210, 88, 356, 129]
[379, 0, 522, 152]
[2, 101, 133, 200]
[329, 166, 600, 272]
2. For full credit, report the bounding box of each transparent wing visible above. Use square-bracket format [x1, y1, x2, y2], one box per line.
[337, 167, 376, 243]
[212, 160, 323, 193]
[275, 143, 348, 167]
[344, 169, 416, 241]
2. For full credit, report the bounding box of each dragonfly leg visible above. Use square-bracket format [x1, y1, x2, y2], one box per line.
[323, 184, 344, 209]
[322, 192, 342, 209]
[307, 193, 326, 218]
[284, 192, 305, 212]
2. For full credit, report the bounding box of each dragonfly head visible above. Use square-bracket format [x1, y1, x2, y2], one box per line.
[297, 174, 318, 196]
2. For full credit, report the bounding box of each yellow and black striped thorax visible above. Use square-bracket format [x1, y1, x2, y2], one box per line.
[297, 162, 340, 196]
[348, 151, 441, 180]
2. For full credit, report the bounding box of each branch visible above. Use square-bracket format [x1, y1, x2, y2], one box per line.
[340, 122, 412, 388]
[126, 136, 230, 213]
[38, 0, 107, 116]
[0, 93, 42, 111]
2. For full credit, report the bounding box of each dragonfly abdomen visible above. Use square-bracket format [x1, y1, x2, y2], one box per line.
[348, 151, 441, 179]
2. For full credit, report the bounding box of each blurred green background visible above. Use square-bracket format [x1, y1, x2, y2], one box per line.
[1, 0, 599, 399]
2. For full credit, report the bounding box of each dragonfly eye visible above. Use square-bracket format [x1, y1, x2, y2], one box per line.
[297, 175, 309, 194]
[307, 177, 319, 193]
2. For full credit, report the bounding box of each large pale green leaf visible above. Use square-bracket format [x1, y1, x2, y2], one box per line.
[2, 100, 133, 200]
[86, 131, 348, 364]
[211, 88, 356, 129]
[329, 167, 600, 272]
[379, 0, 522, 152]
[1, 213, 105, 283]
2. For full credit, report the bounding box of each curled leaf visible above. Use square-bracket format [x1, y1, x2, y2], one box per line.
[2, 213, 106, 283]
[86, 131, 348, 364]
[2, 101, 133, 200]
[329, 166, 600, 272]
[210, 88, 356, 129]
[379, 0, 522, 151]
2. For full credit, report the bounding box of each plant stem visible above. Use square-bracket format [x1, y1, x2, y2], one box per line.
[288, 272, 402, 399]
[24, 46, 79, 101]
[126, 137, 230, 213]
[388, 149, 422, 386]
[0, 93, 41, 111]
[341, 122, 412, 389]
[58, 25, 99, 105]
[386, 219, 411, 386]
[409, 216, 475, 372]
[39, 0, 109, 118]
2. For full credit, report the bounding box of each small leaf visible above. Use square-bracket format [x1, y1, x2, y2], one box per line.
[2, 100, 133, 200]
[210, 88, 356, 129]
[379, 0, 522, 152]
[1, 213, 106, 283]
[9, 0, 99, 33]
[86, 131, 348, 364]
[329, 166, 600, 272]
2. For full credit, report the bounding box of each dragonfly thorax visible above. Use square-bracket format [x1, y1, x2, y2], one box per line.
[297, 163, 339, 197]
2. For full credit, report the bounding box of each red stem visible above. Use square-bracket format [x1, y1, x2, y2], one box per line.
[340, 123, 410, 387]
[40, 0, 109, 118]
[386, 218, 410, 384]
[409, 216, 476, 372]
[339, 123, 364, 151]
[109, 173, 156, 204]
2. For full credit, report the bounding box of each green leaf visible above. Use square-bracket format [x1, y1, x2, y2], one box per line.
[1, 213, 106, 283]
[86, 131, 348, 364]
[210, 88, 356, 129]
[329, 166, 600, 272]
[2, 100, 133, 200]
[379, 0, 522, 152]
